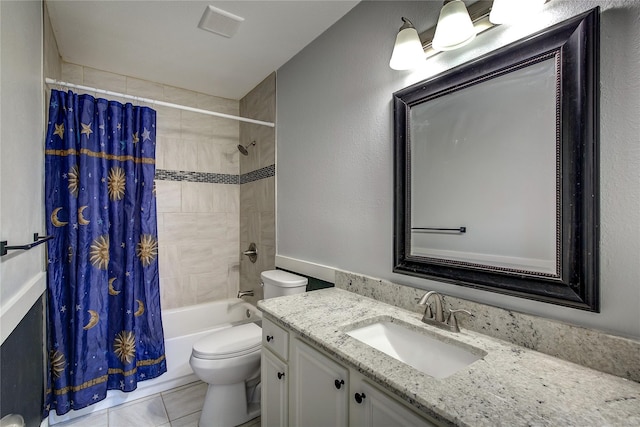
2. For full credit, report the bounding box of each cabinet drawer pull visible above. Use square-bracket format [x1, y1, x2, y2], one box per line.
[334, 379, 344, 389]
[354, 392, 366, 404]
[266, 335, 274, 342]
[277, 372, 285, 380]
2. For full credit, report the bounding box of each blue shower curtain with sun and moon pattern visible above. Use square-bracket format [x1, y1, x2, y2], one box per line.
[44, 89, 166, 416]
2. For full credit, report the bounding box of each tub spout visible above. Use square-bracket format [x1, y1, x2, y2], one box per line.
[237, 290, 254, 298]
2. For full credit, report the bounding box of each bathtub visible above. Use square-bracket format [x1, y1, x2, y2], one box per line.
[49, 298, 261, 425]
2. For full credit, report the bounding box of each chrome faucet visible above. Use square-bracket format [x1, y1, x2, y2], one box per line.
[237, 290, 254, 298]
[418, 291, 471, 333]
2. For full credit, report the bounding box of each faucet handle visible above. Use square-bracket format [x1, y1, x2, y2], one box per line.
[446, 309, 471, 332]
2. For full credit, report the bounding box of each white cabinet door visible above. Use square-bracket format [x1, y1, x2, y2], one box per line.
[289, 338, 349, 427]
[350, 372, 439, 427]
[261, 350, 288, 427]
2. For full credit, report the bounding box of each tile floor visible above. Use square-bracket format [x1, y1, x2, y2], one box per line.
[52, 381, 261, 427]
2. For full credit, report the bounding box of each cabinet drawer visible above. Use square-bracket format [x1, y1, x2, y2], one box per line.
[262, 317, 289, 361]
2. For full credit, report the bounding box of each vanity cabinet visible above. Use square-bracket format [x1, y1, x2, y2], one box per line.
[262, 350, 288, 427]
[261, 317, 440, 427]
[289, 337, 349, 427]
[262, 318, 290, 427]
[350, 371, 437, 427]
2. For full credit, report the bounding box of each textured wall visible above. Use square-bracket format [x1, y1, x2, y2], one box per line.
[276, 1, 640, 338]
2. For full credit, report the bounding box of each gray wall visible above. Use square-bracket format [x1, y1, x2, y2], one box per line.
[276, 1, 640, 338]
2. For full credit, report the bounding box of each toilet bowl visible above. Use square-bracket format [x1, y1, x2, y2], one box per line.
[189, 322, 262, 427]
[190, 270, 307, 426]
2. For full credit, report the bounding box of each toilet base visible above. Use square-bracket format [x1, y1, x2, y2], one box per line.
[199, 382, 260, 427]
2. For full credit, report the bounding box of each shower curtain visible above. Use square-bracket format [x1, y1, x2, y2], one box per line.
[44, 89, 166, 416]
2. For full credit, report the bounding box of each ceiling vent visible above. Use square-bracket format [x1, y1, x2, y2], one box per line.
[198, 5, 244, 38]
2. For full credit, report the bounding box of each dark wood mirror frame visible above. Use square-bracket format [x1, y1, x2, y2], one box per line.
[393, 8, 600, 311]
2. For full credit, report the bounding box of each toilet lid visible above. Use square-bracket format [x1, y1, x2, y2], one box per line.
[192, 323, 262, 360]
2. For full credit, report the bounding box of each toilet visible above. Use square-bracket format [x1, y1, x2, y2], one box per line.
[190, 270, 307, 427]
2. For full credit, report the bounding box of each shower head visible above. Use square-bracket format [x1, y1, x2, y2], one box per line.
[237, 141, 256, 156]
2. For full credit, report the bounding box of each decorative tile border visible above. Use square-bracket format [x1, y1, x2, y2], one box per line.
[240, 164, 275, 184]
[155, 165, 275, 185]
[155, 169, 239, 184]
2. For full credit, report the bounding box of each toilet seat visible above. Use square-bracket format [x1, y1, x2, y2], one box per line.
[192, 322, 261, 360]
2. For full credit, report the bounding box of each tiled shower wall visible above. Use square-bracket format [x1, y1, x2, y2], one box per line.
[239, 73, 277, 305]
[59, 62, 242, 310]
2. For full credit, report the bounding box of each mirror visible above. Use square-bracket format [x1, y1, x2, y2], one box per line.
[393, 8, 599, 311]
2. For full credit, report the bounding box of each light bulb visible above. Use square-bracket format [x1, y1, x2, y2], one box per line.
[389, 18, 425, 70]
[432, 0, 476, 52]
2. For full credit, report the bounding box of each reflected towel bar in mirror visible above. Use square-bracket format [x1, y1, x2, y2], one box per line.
[411, 227, 466, 233]
[0, 233, 53, 256]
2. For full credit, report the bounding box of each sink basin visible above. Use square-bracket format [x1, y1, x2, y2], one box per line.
[346, 320, 484, 379]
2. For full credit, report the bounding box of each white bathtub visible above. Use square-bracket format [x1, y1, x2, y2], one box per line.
[49, 299, 261, 425]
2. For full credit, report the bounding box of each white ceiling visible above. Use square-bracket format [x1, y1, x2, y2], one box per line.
[46, 1, 360, 100]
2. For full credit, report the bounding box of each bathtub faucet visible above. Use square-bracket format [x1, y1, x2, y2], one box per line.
[237, 290, 254, 298]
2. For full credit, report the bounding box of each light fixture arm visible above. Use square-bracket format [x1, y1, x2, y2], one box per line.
[398, 17, 415, 32]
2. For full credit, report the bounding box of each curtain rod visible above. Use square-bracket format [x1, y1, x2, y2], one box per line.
[45, 78, 275, 128]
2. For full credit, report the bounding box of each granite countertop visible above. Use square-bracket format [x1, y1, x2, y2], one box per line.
[257, 288, 640, 427]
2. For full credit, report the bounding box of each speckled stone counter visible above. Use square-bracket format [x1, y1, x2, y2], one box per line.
[258, 288, 640, 427]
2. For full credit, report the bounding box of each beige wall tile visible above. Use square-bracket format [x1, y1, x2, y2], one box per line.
[160, 277, 182, 310]
[195, 93, 238, 115]
[212, 184, 239, 213]
[178, 243, 215, 275]
[155, 106, 181, 140]
[158, 245, 180, 279]
[181, 111, 214, 141]
[240, 180, 257, 213]
[196, 140, 221, 173]
[61, 62, 83, 84]
[83, 67, 126, 93]
[256, 125, 276, 169]
[163, 139, 198, 171]
[163, 85, 200, 105]
[260, 211, 275, 247]
[126, 77, 164, 99]
[156, 212, 165, 231]
[162, 213, 202, 244]
[240, 213, 260, 246]
[226, 212, 240, 243]
[196, 213, 229, 241]
[182, 182, 214, 213]
[219, 142, 240, 175]
[156, 180, 182, 213]
[256, 177, 275, 213]
[192, 270, 228, 302]
[155, 137, 166, 169]
[227, 258, 240, 298]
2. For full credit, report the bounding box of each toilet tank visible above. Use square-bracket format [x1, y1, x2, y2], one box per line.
[261, 270, 308, 300]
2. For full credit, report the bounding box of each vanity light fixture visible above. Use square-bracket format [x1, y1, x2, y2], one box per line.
[389, 17, 426, 70]
[432, 0, 476, 51]
[389, 1, 552, 70]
